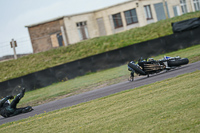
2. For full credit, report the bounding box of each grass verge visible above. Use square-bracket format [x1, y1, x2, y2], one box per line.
[0, 11, 199, 82]
[0, 70, 200, 132]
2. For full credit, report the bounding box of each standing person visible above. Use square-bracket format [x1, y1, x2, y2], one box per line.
[0, 88, 33, 118]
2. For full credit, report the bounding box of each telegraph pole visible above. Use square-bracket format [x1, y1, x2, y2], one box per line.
[163, 0, 169, 19]
[10, 39, 17, 59]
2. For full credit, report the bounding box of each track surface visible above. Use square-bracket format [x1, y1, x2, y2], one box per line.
[1, 61, 200, 125]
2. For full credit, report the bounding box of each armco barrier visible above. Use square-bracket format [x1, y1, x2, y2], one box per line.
[1, 27, 200, 97]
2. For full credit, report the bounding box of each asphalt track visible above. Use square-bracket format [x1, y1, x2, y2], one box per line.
[1, 61, 200, 125]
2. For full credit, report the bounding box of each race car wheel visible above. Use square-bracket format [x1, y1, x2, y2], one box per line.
[168, 58, 189, 67]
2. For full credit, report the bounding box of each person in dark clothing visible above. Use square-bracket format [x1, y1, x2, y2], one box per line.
[0, 88, 33, 118]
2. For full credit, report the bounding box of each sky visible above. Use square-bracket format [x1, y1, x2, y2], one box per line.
[0, 0, 128, 57]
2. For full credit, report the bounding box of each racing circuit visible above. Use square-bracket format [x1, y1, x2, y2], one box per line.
[0, 61, 200, 125]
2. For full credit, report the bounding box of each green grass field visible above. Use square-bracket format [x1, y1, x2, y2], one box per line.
[15, 44, 200, 107]
[1, 40, 200, 133]
[1, 70, 199, 133]
[0, 11, 199, 82]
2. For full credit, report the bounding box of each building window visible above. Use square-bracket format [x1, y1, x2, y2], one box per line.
[144, 5, 153, 20]
[76, 21, 89, 40]
[173, 6, 181, 17]
[193, 0, 200, 11]
[124, 9, 138, 25]
[112, 13, 123, 29]
[180, 0, 188, 14]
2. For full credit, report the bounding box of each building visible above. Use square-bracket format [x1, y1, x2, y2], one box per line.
[25, 0, 200, 53]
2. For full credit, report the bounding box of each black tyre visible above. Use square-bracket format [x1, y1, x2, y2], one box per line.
[168, 58, 189, 67]
[128, 62, 146, 75]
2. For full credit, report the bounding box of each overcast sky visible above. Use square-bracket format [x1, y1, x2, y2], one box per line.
[0, 0, 128, 57]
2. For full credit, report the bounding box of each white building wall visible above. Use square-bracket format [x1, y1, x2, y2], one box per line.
[186, 0, 193, 12]
[165, 0, 180, 18]
[93, 0, 183, 35]
[64, 12, 99, 44]
[63, 0, 196, 45]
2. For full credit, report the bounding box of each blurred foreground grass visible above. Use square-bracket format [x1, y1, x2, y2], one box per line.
[1, 70, 199, 133]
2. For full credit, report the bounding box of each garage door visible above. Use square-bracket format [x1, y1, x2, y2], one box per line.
[154, 2, 170, 21]
[97, 17, 107, 36]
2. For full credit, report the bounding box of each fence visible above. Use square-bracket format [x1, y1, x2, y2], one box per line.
[0, 26, 200, 97]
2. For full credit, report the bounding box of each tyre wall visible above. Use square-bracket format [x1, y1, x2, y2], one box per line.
[1, 27, 200, 97]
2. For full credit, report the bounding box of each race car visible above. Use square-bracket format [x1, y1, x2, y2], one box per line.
[128, 56, 189, 81]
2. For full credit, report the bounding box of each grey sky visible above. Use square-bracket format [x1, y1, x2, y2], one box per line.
[0, 0, 128, 57]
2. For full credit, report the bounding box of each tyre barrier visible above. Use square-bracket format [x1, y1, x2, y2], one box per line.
[168, 58, 189, 67]
[128, 61, 146, 75]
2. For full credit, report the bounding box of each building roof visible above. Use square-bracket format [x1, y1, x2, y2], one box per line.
[25, 0, 135, 27]
[25, 16, 64, 27]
